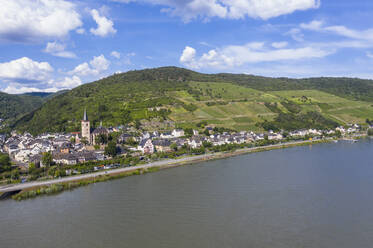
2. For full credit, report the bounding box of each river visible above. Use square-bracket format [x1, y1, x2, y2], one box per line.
[1, 140, 373, 248]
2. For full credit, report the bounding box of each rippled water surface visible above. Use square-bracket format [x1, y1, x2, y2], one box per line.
[1, 140, 373, 248]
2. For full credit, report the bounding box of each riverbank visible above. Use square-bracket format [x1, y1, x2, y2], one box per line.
[0, 139, 336, 201]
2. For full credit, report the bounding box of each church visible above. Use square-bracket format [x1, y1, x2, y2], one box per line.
[79, 109, 109, 145]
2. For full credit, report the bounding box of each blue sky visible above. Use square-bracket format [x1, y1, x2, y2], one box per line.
[1, 0, 373, 94]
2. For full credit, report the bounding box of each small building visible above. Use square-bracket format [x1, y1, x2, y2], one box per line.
[172, 129, 185, 138]
[138, 139, 154, 154]
[153, 139, 172, 153]
[188, 136, 203, 148]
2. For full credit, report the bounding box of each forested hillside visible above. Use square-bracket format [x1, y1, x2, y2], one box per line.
[12, 67, 373, 134]
[0, 92, 45, 122]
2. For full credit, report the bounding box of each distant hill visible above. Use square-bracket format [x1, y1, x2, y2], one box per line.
[12, 67, 373, 134]
[0, 90, 69, 129]
[0, 92, 44, 122]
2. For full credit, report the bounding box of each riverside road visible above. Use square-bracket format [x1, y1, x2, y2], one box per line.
[0, 139, 323, 193]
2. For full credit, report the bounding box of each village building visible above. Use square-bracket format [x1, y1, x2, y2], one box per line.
[153, 139, 172, 153]
[138, 139, 154, 154]
[172, 129, 185, 137]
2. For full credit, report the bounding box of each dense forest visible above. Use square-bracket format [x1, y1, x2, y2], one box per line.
[0, 92, 46, 122]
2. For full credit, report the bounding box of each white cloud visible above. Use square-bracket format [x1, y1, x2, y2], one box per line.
[2, 85, 58, 94]
[271, 41, 288, 49]
[0, 0, 82, 42]
[367, 52, 373, 59]
[111, 51, 121, 59]
[113, 0, 320, 22]
[300, 20, 373, 41]
[90, 9, 116, 37]
[70, 55, 110, 76]
[44, 41, 76, 58]
[0, 57, 53, 83]
[180, 46, 198, 68]
[53, 76, 82, 89]
[286, 28, 304, 42]
[180, 42, 332, 69]
[300, 20, 323, 30]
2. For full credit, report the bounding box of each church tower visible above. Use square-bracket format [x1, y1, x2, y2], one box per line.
[81, 108, 91, 144]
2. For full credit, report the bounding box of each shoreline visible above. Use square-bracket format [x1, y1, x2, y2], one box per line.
[0, 138, 343, 200]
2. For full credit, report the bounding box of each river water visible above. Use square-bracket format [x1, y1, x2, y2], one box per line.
[1, 140, 373, 248]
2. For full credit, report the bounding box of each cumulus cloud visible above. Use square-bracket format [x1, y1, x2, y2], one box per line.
[179, 43, 332, 69]
[0, 0, 82, 42]
[111, 51, 121, 59]
[180, 46, 198, 68]
[44, 41, 76, 58]
[0, 57, 53, 84]
[90, 9, 116, 37]
[113, 0, 320, 22]
[52, 76, 82, 89]
[69, 55, 110, 76]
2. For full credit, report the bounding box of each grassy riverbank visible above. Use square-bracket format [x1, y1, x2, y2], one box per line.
[11, 167, 160, 201]
[7, 139, 335, 201]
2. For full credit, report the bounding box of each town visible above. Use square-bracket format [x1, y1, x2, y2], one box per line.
[0, 108, 367, 186]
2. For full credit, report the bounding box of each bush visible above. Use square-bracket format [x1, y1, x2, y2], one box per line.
[368, 128, 373, 136]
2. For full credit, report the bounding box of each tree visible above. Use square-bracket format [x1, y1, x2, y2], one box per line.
[95, 134, 108, 145]
[70, 137, 76, 144]
[203, 128, 210, 136]
[105, 141, 118, 157]
[184, 128, 193, 137]
[170, 143, 178, 151]
[28, 162, 36, 171]
[368, 128, 373, 136]
[0, 153, 11, 173]
[81, 137, 89, 145]
[202, 141, 212, 148]
[42, 152, 53, 167]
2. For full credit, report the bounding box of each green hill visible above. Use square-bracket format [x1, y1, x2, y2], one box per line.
[0, 92, 45, 122]
[0, 91, 69, 131]
[12, 67, 373, 134]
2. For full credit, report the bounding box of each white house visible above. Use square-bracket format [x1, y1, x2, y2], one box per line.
[172, 129, 185, 138]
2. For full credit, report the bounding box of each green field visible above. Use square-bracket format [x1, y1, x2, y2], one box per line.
[169, 86, 373, 131]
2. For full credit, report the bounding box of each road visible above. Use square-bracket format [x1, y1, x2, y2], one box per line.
[0, 139, 322, 193]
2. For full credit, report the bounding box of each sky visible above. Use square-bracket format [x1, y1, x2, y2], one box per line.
[1, 0, 373, 94]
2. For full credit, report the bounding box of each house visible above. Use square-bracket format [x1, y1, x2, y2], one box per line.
[206, 127, 214, 134]
[137, 139, 154, 154]
[188, 136, 203, 148]
[336, 126, 346, 134]
[172, 129, 185, 137]
[268, 133, 283, 140]
[77, 151, 97, 163]
[153, 139, 172, 152]
[160, 132, 173, 139]
[58, 143, 71, 154]
[53, 153, 77, 165]
[118, 133, 134, 144]
[0, 134, 6, 144]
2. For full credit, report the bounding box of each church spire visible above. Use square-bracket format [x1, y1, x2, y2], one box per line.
[83, 108, 88, 121]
